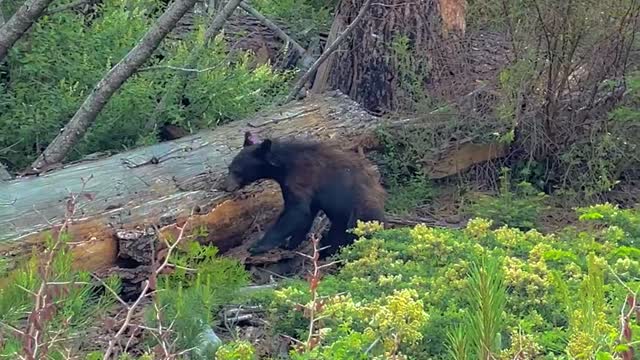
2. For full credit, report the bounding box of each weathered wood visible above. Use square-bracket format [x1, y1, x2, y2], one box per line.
[424, 142, 509, 179]
[0, 92, 382, 272]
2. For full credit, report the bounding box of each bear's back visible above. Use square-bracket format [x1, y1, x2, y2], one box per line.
[272, 140, 385, 214]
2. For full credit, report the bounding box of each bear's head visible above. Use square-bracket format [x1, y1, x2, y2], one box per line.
[222, 131, 278, 192]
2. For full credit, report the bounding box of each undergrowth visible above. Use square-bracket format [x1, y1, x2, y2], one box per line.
[469, 167, 548, 231]
[244, 204, 640, 359]
[2, 194, 640, 359]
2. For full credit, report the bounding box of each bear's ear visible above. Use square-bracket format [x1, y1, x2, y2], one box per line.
[255, 139, 272, 156]
[243, 131, 259, 147]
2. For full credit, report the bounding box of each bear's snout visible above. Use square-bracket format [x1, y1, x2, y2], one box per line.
[221, 174, 241, 192]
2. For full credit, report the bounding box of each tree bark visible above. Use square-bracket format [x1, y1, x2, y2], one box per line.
[0, 0, 56, 63]
[203, 0, 242, 44]
[311, 0, 468, 113]
[29, 0, 199, 172]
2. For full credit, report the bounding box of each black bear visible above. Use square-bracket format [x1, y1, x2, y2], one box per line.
[222, 131, 386, 257]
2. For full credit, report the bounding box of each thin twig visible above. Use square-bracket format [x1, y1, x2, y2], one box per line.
[102, 209, 195, 359]
[137, 64, 221, 73]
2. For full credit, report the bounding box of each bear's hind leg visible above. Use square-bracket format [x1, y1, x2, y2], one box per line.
[319, 218, 354, 258]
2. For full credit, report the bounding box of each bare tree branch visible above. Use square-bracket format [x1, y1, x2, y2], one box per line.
[204, 0, 243, 44]
[0, 0, 56, 63]
[285, 0, 374, 102]
[238, 2, 308, 57]
[29, 0, 199, 172]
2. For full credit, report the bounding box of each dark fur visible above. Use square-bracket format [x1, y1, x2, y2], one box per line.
[223, 132, 386, 257]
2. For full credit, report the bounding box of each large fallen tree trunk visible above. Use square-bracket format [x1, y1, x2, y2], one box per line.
[0, 91, 507, 273]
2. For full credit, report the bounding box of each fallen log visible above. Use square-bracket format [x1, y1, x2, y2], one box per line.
[0, 91, 383, 272]
[0, 91, 509, 273]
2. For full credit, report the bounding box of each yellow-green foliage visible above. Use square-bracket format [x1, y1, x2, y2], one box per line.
[215, 340, 256, 360]
[265, 204, 640, 359]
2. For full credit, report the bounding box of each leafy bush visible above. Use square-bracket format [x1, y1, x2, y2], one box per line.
[0, 0, 291, 170]
[375, 126, 434, 215]
[469, 168, 548, 230]
[257, 205, 640, 359]
[215, 340, 256, 360]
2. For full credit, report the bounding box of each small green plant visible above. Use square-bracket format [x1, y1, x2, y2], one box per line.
[145, 242, 249, 359]
[214, 340, 257, 360]
[469, 167, 548, 230]
[375, 126, 434, 215]
[389, 35, 434, 112]
[446, 256, 506, 360]
[466, 257, 507, 359]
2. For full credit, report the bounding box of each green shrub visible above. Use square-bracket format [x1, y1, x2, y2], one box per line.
[469, 167, 548, 230]
[215, 340, 256, 360]
[256, 205, 640, 359]
[375, 126, 434, 215]
[251, 0, 336, 46]
[145, 242, 249, 359]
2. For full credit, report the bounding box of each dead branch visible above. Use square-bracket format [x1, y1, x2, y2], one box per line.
[0, 161, 11, 181]
[20, 176, 94, 359]
[102, 211, 195, 359]
[285, 0, 374, 102]
[204, 0, 243, 44]
[0, 0, 56, 63]
[238, 2, 308, 58]
[29, 0, 199, 172]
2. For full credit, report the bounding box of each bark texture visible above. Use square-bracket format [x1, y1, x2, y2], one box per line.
[203, 0, 243, 43]
[311, 0, 469, 112]
[29, 0, 199, 171]
[0, 0, 56, 63]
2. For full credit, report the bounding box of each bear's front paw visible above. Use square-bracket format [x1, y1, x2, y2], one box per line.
[248, 241, 276, 255]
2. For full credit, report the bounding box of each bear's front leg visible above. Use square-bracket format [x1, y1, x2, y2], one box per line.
[249, 203, 314, 255]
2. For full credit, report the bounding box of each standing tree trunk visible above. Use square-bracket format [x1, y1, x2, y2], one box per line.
[29, 0, 199, 172]
[311, 0, 468, 113]
[0, 0, 56, 63]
